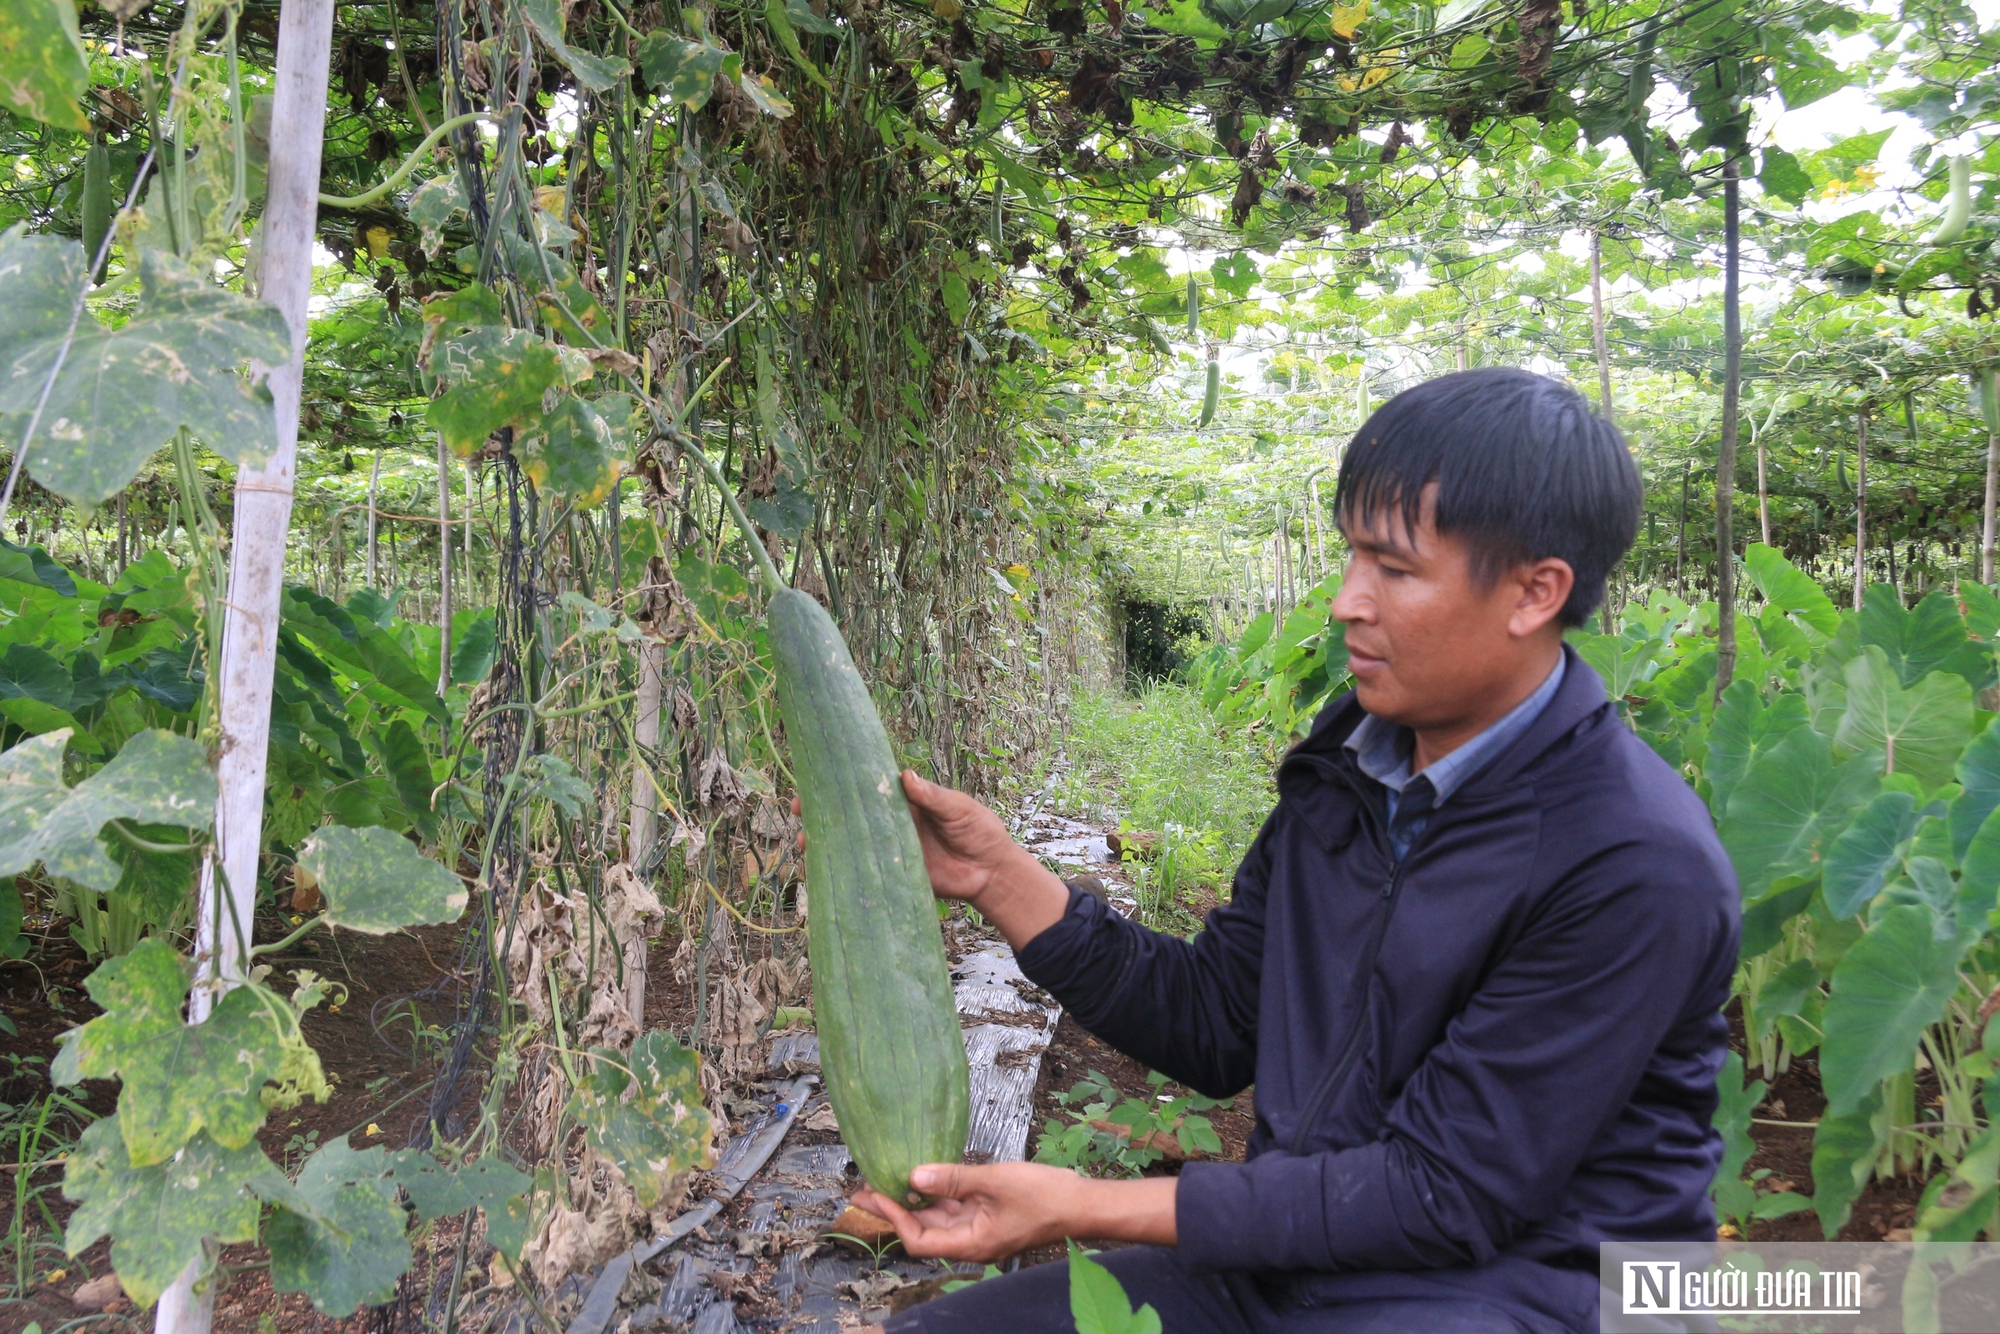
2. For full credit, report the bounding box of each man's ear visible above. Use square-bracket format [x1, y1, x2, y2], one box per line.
[1508, 558, 1575, 638]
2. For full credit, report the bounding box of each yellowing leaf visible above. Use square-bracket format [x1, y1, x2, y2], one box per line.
[1330, 0, 1367, 38]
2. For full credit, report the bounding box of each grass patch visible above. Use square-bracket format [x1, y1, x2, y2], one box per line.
[1045, 684, 1278, 917]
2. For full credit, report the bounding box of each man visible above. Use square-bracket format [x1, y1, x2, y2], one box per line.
[855, 368, 1739, 1334]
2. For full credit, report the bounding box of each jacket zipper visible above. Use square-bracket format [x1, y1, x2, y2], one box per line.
[1286, 861, 1405, 1154]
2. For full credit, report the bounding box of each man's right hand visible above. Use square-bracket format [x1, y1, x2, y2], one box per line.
[792, 770, 1071, 950]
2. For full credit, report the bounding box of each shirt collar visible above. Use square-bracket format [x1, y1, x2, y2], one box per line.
[1344, 653, 1567, 807]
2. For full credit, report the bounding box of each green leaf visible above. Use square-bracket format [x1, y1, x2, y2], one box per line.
[388, 1151, 532, 1225]
[1210, 252, 1256, 298]
[1822, 790, 1920, 918]
[1859, 587, 1988, 689]
[635, 31, 730, 110]
[0, 875, 22, 959]
[266, 1137, 412, 1317]
[1705, 681, 1808, 817]
[522, 0, 633, 92]
[765, 0, 833, 90]
[1068, 1240, 1162, 1334]
[0, 0, 91, 131]
[1571, 632, 1662, 703]
[58, 941, 295, 1165]
[426, 327, 563, 456]
[406, 175, 469, 258]
[63, 1116, 272, 1309]
[1834, 646, 1974, 793]
[1915, 1121, 2000, 1241]
[369, 719, 438, 843]
[569, 1029, 715, 1208]
[518, 395, 622, 506]
[450, 612, 498, 685]
[1745, 543, 1837, 634]
[1820, 904, 1970, 1116]
[1757, 146, 1814, 204]
[1710, 1052, 1765, 1227]
[1, 249, 291, 505]
[0, 537, 78, 595]
[0, 729, 215, 893]
[296, 826, 467, 934]
[1720, 725, 1879, 897]
[1948, 718, 2000, 863]
[1811, 1084, 1884, 1237]
[1740, 877, 1816, 959]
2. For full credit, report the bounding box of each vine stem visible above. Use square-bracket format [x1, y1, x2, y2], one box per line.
[317, 111, 497, 209]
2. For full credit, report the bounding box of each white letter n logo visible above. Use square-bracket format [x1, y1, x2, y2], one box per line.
[1622, 1261, 1681, 1314]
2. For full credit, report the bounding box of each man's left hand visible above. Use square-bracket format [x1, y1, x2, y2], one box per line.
[850, 1162, 1179, 1262]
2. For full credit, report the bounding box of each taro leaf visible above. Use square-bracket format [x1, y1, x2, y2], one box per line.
[55, 940, 293, 1165]
[1, 250, 291, 505]
[521, 0, 633, 92]
[1888, 856, 1969, 940]
[62, 1116, 270, 1308]
[1957, 809, 2000, 924]
[1740, 877, 1816, 959]
[426, 326, 563, 456]
[635, 31, 732, 110]
[407, 174, 470, 258]
[281, 587, 442, 719]
[345, 586, 399, 630]
[450, 612, 498, 685]
[1949, 718, 2000, 864]
[266, 1137, 412, 1316]
[1756, 957, 1821, 1021]
[1067, 1240, 1163, 1334]
[107, 821, 199, 920]
[1704, 680, 1808, 817]
[569, 1029, 715, 1208]
[518, 394, 621, 506]
[1859, 586, 1990, 689]
[1719, 725, 1879, 897]
[0, 536, 77, 594]
[1570, 632, 1660, 705]
[0, 0, 91, 131]
[1820, 903, 1970, 1116]
[0, 642, 73, 709]
[1835, 646, 1974, 793]
[1745, 542, 1838, 634]
[1823, 790, 1920, 918]
[1810, 1083, 1884, 1238]
[1710, 1051, 1765, 1230]
[389, 1151, 532, 1224]
[0, 728, 214, 892]
[369, 719, 438, 843]
[296, 825, 467, 934]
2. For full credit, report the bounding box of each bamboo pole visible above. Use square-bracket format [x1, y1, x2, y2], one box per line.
[437, 434, 452, 697]
[366, 449, 381, 587]
[1714, 158, 1742, 696]
[1854, 404, 1870, 609]
[1982, 363, 1999, 585]
[159, 1, 333, 1331]
[1590, 231, 1614, 424]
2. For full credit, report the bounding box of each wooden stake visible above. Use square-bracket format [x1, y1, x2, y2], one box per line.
[366, 449, 381, 587]
[437, 433, 452, 697]
[160, 1, 333, 1330]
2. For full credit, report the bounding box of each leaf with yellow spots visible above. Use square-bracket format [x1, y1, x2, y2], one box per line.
[426, 327, 563, 456]
[1330, 0, 1367, 38]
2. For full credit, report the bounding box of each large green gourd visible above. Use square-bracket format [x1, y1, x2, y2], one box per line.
[767, 586, 969, 1203]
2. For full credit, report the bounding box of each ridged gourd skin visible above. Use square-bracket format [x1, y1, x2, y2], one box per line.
[768, 587, 969, 1203]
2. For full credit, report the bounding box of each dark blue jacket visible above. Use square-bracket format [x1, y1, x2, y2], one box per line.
[1017, 648, 1740, 1333]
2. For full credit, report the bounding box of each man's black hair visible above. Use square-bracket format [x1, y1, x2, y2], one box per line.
[1334, 367, 1642, 628]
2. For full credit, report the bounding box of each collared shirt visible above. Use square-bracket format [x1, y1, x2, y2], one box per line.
[1343, 654, 1566, 861]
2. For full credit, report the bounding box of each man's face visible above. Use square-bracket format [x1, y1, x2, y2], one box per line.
[1330, 487, 1566, 731]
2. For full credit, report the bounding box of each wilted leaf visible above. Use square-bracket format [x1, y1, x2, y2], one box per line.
[636, 31, 731, 110]
[407, 174, 470, 257]
[296, 825, 467, 934]
[426, 326, 563, 456]
[570, 1030, 715, 1208]
[389, 1151, 532, 1224]
[63, 1116, 271, 1308]
[518, 394, 621, 505]
[522, 0, 633, 92]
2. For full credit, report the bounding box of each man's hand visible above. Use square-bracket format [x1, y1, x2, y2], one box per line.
[793, 772, 1070, 949]
[850, 1163, 1178, 1263]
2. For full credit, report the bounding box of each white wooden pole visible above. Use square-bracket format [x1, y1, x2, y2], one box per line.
[366, 449, 382, 587]
[159, 1, 334, 1330]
